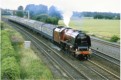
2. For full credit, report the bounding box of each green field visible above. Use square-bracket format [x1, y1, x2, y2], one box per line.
[59, 18, 120, 40]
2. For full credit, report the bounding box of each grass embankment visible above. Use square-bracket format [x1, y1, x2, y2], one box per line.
[59, 18, 120, 41]
[20, 48, 52, 79]
[1, 25, 20, 79]
[1, 21, 53, 79]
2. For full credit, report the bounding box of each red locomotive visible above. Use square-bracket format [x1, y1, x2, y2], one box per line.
[54, 26, 91, 59]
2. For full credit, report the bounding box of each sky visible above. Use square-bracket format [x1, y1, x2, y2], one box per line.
[0, 0, 120, 13]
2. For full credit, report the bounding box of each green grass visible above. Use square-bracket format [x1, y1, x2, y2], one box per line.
[59, 18, 120, 40]
[1, 21, 53, 79]
[1, 23, 20, 79]
[20, 48, 53, 79]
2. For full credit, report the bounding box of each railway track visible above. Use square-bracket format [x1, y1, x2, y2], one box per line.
[4, 18, 90, 80]
[3, 18, 120, 80]
[30, 37, 88, 79]
[31, 43, 69, 79]
[91, 36, 120, 61]
[91, 48, 120, 66]
[91, 37, 120, 48]
[88, 60, 120, 79]
[64, 53, 120, 80]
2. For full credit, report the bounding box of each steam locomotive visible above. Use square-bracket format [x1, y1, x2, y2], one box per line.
[8, 16, 91, 60]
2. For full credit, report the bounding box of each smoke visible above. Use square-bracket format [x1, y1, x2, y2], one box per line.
[62, 11, 72, 27]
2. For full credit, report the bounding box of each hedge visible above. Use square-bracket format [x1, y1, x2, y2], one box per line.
[110, 35, 119, 42]
[1, 29, 20, 80]
[1, 30, 16, 59]
[1, 57, 20, 80]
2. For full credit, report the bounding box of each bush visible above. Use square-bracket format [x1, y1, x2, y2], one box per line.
[33, 14, 59, 24]
[10, 33, 24, 62]
[11, 33, 24, 45]
[1, 31, 16, 59]
[16, 11, 24, 17]
[32, 14, 48, 22]
[0, 21, 10, 30]
[1, 22, 4, 30]
[110, 35, 119, 42]
[1, 57, 20, 80]
[1, 46, 16, 59]
[46, 17, 59, 24]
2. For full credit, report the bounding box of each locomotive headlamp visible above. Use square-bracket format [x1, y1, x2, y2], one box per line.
[76, 49, 77, 51]
[70, 46, 73, 48]
[89, 49, 92, 54]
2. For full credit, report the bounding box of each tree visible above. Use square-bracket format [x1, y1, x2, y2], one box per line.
[25, 4, 48, 18]
[33, 14, 59, 25]
[18, 6, 23, 11]
[25, 4, 35, 17]
[94, 15, 104, 19]
[33, 14, 48, 22]
[48, 5, 62, 19]
[16, 6, 24, 17]
[35, 4, 48, 15]
[46, 17, 59, 24]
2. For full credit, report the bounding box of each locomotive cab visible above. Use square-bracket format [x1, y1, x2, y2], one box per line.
[74, 33, 91, 59]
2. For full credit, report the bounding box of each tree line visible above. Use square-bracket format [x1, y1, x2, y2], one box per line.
[1, 4, 120, 25]
[73, 11, 120, 19]
[23, 4, 62, 25]
[1, 4, 62, 25]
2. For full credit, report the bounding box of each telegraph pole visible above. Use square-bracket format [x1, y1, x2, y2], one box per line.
[27, 11, 30, 19]
[0, 8, 1, 21]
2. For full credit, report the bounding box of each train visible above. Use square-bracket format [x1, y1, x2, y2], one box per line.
[8, 16, 91, 60]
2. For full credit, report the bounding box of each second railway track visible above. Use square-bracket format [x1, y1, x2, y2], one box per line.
[91, 48, 120, 66]
[3, 18, 120, 80]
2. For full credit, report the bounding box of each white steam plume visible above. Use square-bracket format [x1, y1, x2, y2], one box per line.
[62, 11, 72, 27]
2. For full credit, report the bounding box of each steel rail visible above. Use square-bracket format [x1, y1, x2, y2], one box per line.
[91, 48, 120, 66]
[88, 60, 120, 79]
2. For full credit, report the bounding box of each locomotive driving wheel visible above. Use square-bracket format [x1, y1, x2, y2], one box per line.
[72, 52, 76, 57]
[84, 55, 89, 60]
